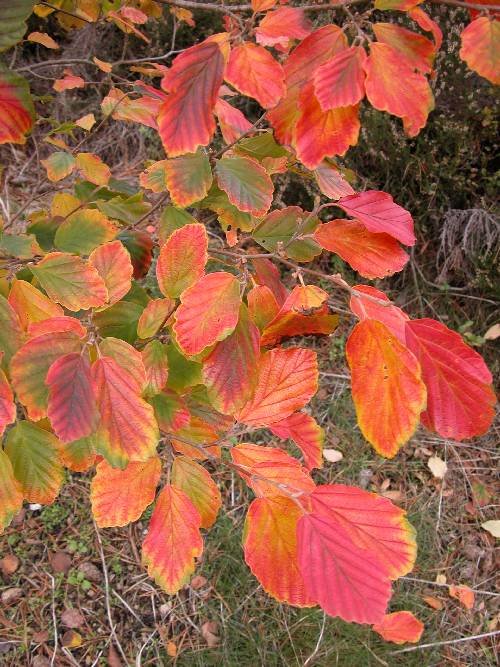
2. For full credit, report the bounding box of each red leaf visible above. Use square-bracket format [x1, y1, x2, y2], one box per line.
[247, 284, 280, 331]
[158, 39, 225, 156]
[405, 319, 496, 440]
[269, 412, 324, 470]
[459, 17, 500, 85]
[314, 161, 355, 199]
[244, 496, 316, 606]
[92, 357, 159, 468]
[364, 42, 434, 137]
[0, 369, 15, 437]
[409, 8, 443, 49]
[214, 98, 253, 144]
[296, 83, 359, 169]
[156, 223, 208, 299]
[346, 320, 426, 458]
[225, 42, 285, 109]
[171, 456, 221, 529]
[27, 316, 86, 340]
[314, 218, 409, 279]
[91, 457, 161, 527]
[373, 23, 435, 74]
[256, 6, 312, 50]
[46, 352, 99, 443]
[251, 257, 288, 306]
[314, 46, 367, 109]
[236, 347, 318, 427]
[89, 240, 133, 306]
[173, 272, 241, 357]
[202, 305, 260, 415]
[350, 285, 409, 345]
[142, 484, 203, 594]
[337, 190, 415, 246]
[372, 611, 424, 644]
[0, 69, 34, 145]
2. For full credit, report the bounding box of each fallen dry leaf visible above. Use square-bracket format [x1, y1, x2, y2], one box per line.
[436, 574, 447, 585]
[481, 520, 500, 538]
[190, 575, 208, 590]
[49, 551, 72, 574]
[61, 630, 83, 649]
[0, 554, 20, 576]
[483, 323, 500, 340]
[167, 641, 177, 657]
[428, 455, 447, 479]
[323, 448, 343, 463]
[32, 630, 49, 643]
[201, 620, 219, 648]
[61, 608, 84, 629]
[1, 588, 23, 605]
[422, 595, 444, 610]
[78, 561, 102, 582]
[107, 643, 123, 667]
[449, 585, 475, 610]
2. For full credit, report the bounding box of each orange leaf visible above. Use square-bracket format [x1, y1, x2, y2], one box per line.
[202, 305, 260, 415]
[41, 152, 75, 181]
[92, 356, 159, 468]
[158, 39, 225, 156]
[137, 298, 174, 339]
[225, 42, 285, 109]
[251, 257, 288, 306]
[244, 496, 316, 606]
[30, 253, 108, 311]
[260, 285, 338, 347]
[372, 611, 424, 644]
[314, 46, 367, 109]
[314, 218, 409, 279]
[449, 585, 475, 610]
[173, 271, 241, 357]
[364, 42, 434, 137]
[409, 8, 443, 49]
[337, 190, 415, 246]
[236, 347, 318, 427]
[75, 152, 111, 186]
[350, 285, 409, 345]
[296, 83, 359, 169]
[247, 284, 280, 331]
[46, 352, 99, 443]
[0, 67, 34, 145]
[405, 319, 496, 440]
[89, 240, 134, 306]
[314, 161, 355, 199]
[8, 279, 63, 330]
[91, 456, 161, 527]
[214, 98, 253, 144]
[10, 331, 83, 421]
[142, 484, 203, 594]
[346, 320, 426, 458]
[59, 432, 98, 472]
[171, 456, 221, 528]
[459, 17, 500, 85]
[156, 223, 208, 299]
[373, 23, 435, 74]
[0, 449, 23, 533]
[27, 31, 59, 49]
[53, 69, 85, 92]
[269, 412, 324, 470]
[0, 368, 16, 437]
[255, 6, 311, 50]
[170, 416, 220, 461]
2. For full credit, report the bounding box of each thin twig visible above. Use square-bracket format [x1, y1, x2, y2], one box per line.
[48, 574, 58, 667]
[390, 630, 500, 655]
[303, 613, 327, 667]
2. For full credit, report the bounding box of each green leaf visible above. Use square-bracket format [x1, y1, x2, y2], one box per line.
[235, 131, 289, 161]
[0, 293, 23, 364]
[253, 206, 322, 262]
[96, 193, 151, 225]
[166, 343, 202, 392]
[0, 232, 42, 259]
[54, 209, 117, 255]
[198, 184, 256, 232]
[159, 206, 197, 243]
[214, 155, 273, 217]
[27, 214, 61, 251]
[93, 300, 143, 343]
[5, 421, 64, 504]
[0, 0, 35, 52]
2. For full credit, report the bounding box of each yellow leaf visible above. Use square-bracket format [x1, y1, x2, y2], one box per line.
[75, 113, 96, 131]
[27, 32, 59, 49]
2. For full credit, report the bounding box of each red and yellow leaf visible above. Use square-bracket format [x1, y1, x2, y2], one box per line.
[142, 484, 203, 594]
[296, 84, 360, 169]
[89, 240, 133, 306]
[337, 190, 415, 246]
[0, 449, 23, 533]
[171, 455, 221, 528]
[236, 347, 318, 427]
[27, 316, 86, 341]
[158, 39, 225, 156]
[99, 337, 147, 393]
[314, 161, 355, 200]
[373, 23, 435, 74]
[372, 611, 424, 644]
[215, 155, 274, 217]
[404, 318, 496, 440]
[5, 421, 63, 504]
[170, 416, 221, 460]
[364, 42, 434, 137]
[225, 42, 285, 109]
[459, 17, 500, 85]
[0, 367, 15, 436]
[91, 456, 161, 527]
[137, 298, 174, 339]
[0, 293, 23, 363]
[269, 412, 324, 470]
[92, 356, 159, 468]
[215, 98, 253, 143]
[346, 320, 426, 457]
[202, 305, 260, 415]
[0, 67, 34, 145]
[8, 279, 63, 330]
[173, 271, 241, 357]
[313, 46, 366, 110]
[261, 285, 338, 347]
[142, 340, 169, 395]
[252, 256, 289, 305]
[30, 253, 108, 311]
[156, 223, 208, 299]
[255, 6, 311, 50]
[244, 496, 316, 606]
[10, 331, 83, 421]
[409, 7, 443, 50]
[247, 284, 280, 331]
[314, 218, 409, 279]
[164, 153, 213, 208]
[350, 285, 409, 345]
[59, 432, 99, 472]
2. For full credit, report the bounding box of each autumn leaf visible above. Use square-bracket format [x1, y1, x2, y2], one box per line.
[54, 209, 117, 255]
[372, 611, 424, 644]
[8, 279, 63, 330]
[75, 153, 111, 186]
[137, 298, 174, 339]
[225, 42, 285, 109]
[269, 412, 324, 470]
[164, 152, 213, 208]
[350, 285, 409, 345]
[0, 293, 23, 363]
[89, 240, 134, 306]
[215, 155, 274, 217]
[215, 98, 253, 144]
[91, 457, 161, 527]
[41, 152, 75, 182]
[0, 450, 23, 534]
[373, 23, 435, 74]
[313, 46, 367, 110]
[255, 6, 311, 50]
[0, 367, 16, 436]
[142, 484, 203, 594]
[142, 340, 169, 395]
[156, 223, 208, 298]
[0, 67, 34, 145]
[171, 456, 221, 528]
[449, 585, 475, 610]
[459, 17, 500, 85]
